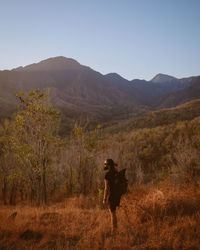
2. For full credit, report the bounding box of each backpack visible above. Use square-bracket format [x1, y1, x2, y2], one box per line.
[114, 168, 128, 196]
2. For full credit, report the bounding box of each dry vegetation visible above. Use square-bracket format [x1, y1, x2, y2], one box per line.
[1, 90, 200, 249]
[0, 184, 200, 250]
[105, 98, 200, 134]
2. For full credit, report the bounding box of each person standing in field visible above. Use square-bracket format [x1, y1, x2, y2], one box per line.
[103, 159, 121, 233]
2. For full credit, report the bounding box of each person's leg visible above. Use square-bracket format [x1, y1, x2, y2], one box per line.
[109, 208, 117, 233]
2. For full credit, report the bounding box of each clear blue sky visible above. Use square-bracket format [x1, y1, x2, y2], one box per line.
[0, 0, 200, 80]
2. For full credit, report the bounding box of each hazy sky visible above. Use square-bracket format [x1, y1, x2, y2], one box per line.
[0, 0, 200, 80]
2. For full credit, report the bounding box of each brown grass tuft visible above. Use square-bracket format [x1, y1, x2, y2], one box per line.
[0, 185, 200, 249]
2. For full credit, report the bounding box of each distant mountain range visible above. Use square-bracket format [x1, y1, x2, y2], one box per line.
[0, 56, 199, 130]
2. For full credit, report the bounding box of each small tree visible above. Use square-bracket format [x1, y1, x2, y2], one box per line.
[0, 119, 12, 204]
[65, 123, 101, 195]
[10, 89, 61, 205]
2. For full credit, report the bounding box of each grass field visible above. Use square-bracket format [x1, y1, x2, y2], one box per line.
[0, 184, 200, 249]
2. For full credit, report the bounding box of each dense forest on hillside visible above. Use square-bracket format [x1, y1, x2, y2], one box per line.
[0, 89, 200, 249]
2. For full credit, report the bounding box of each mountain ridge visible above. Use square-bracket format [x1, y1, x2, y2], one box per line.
[150, 73, 178, 83]
[5, 56, 198, 83]
[12, 56, 91, 72]
[0, 56, 199, 132]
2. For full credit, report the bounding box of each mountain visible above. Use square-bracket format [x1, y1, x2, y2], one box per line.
[105, 73, 127, 82]
[157, 76, 200, 108]
[150, 73, 178, 83]
[130, 74, 196, 106]
[0, 56, 199, 132]
[104, 73, 147, 103]
[105, 73, 197, 107]
[12, 56, 89, 72]
[0, 57, 148, 130]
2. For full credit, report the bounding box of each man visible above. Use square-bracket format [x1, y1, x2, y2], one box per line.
[103, 159, 121, 233]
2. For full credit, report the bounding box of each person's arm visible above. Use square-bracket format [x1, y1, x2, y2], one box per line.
[103, 179, 108, 204]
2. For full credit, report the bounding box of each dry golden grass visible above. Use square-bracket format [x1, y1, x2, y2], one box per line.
[1, 184, 200, 249]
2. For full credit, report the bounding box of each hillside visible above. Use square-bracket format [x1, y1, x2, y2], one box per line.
[105, 98, 200, 133]
[156, 76, 200, 108]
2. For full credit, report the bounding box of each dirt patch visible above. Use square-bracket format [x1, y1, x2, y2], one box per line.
[20, 229, 43, 241]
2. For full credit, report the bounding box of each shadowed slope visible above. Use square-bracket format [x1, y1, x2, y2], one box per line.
[105, 98, 200, 133]
[157, 76, 200, 108]
[0, 57, 148, 126]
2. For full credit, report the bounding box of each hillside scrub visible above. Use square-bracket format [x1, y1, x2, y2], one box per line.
[1, 89, 200, 205]
[104, 98, 200, 134]
[98, 117, 200, 187]
[0, 185, 200, 249]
